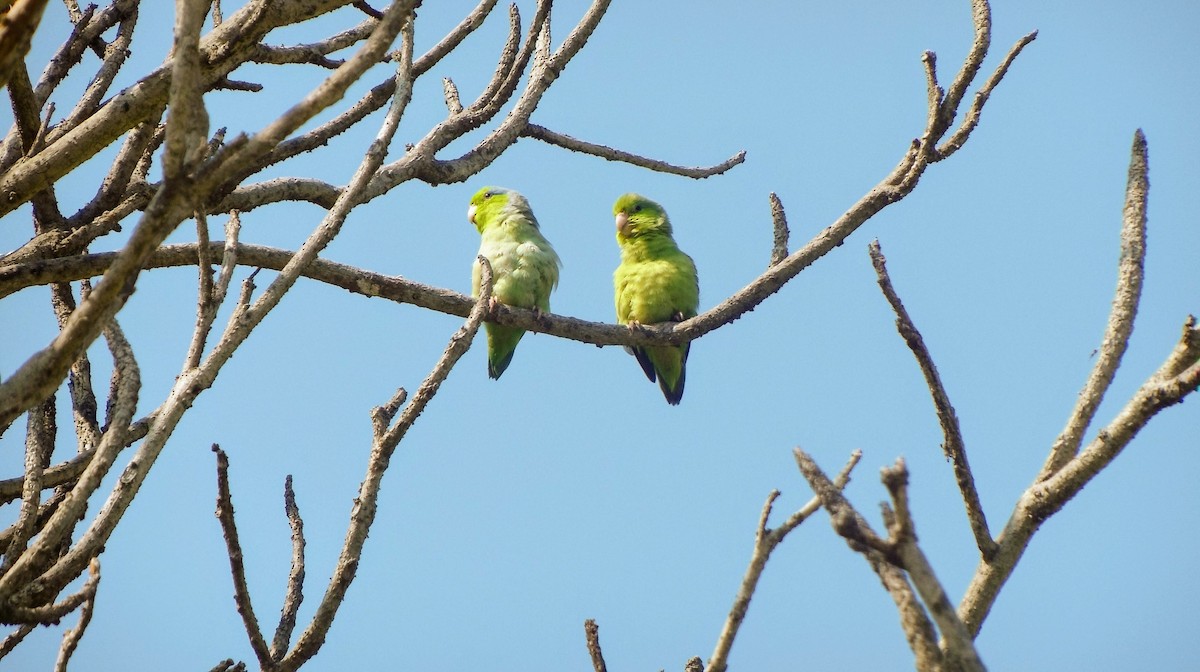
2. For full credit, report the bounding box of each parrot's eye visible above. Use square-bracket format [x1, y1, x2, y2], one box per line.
[633, 204, 642, 212]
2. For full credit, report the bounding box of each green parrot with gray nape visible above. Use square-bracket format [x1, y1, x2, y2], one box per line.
[612, 193, 699, 405]
[468, 186, 561, 379]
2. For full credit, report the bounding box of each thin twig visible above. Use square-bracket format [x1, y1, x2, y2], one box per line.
[270, 475, 306, 662]
[49, 282, 101, 451]
[869, 240, 995, 559]
[53, 559, 100, 672]
[937, 30, 1039, 159]
[442, 77, 463, 114]
[521, 123, 747, 179]
[707, 450, 861, 672]
[186, 211, 216, 370]
[2, 396, 55, 573]
[213, 444, 273, 668]
[52, 3, 138, 145]
[0, 623, 36, 656]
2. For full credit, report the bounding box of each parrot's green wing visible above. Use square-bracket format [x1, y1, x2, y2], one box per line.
[468, 186, 561, 379]
[612, 193, 700, 405]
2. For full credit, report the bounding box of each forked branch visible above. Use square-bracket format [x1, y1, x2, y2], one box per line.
[958, 131, 1199, 638]
[707, 451, 861, 672]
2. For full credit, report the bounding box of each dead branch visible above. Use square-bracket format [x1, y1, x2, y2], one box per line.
[278, 255, 491, 671]
[869, 240, 995, 560]
[520, 123, 746, 179]
[213, 445, 273, 668]
[794, 449, 944, 671]
[0, 0, 51, 91]
[1039, 129, 1148, 479]
[584, 619, 608, 672]
[707, 451, 861, 672]
[957, 131, 1200, 638]
[271, 476, 307, 662]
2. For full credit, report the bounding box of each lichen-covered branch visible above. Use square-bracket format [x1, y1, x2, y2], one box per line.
[1039, 130, 1148, 479]
[957, 131, 1199, 638]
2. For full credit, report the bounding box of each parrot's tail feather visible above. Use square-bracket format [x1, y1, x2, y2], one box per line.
[631, 347, 658, 383]
[659, 367, 685, 405]
[485, 323, 523, 380]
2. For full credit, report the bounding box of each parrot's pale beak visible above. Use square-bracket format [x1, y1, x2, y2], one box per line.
[467, 204, 477, 224]
[615, 212, 629, 236]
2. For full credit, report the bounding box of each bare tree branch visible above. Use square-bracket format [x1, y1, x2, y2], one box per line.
[0, 317, 139, 609]
[52, 559, 100, 672]
[280, 255, 491, 672]
[0, 0, 51, 91]
[0, 448, 96, 505]
[520, 123, 746, 179]
[794, 449, 943, 671]
[767, 192, 789, 267]
[880, 462, 984, 672]
[584, 619, 608, 672]
[869, 240, 995, 560]
[707, 450, 861, 672]
[271, 475, 306, 662]
[958, 132, 1200, 638]
[213, 444, 273, 669]
[1, 396, 55, 573]
[1039, 129, 1148, 479]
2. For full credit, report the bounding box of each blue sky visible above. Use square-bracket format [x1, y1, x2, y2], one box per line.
[2, 1, 1198, 670]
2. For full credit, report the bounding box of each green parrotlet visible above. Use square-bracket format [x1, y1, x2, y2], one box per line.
[612, 193, 699, 405]
[468, 186, 561, 379]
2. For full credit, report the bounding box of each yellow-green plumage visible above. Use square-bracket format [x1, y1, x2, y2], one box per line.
[468, 187, 560, 379]
[612, 193, 699, 405]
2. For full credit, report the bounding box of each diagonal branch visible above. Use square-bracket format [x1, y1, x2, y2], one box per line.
[281, 255, 491, 671]
[0, 317, 139, 606]
[869, 240, 996, 559]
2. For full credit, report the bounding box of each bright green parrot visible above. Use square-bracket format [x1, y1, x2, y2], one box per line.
[612, 193, 700, 405]
[468, 186, 561, 379]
